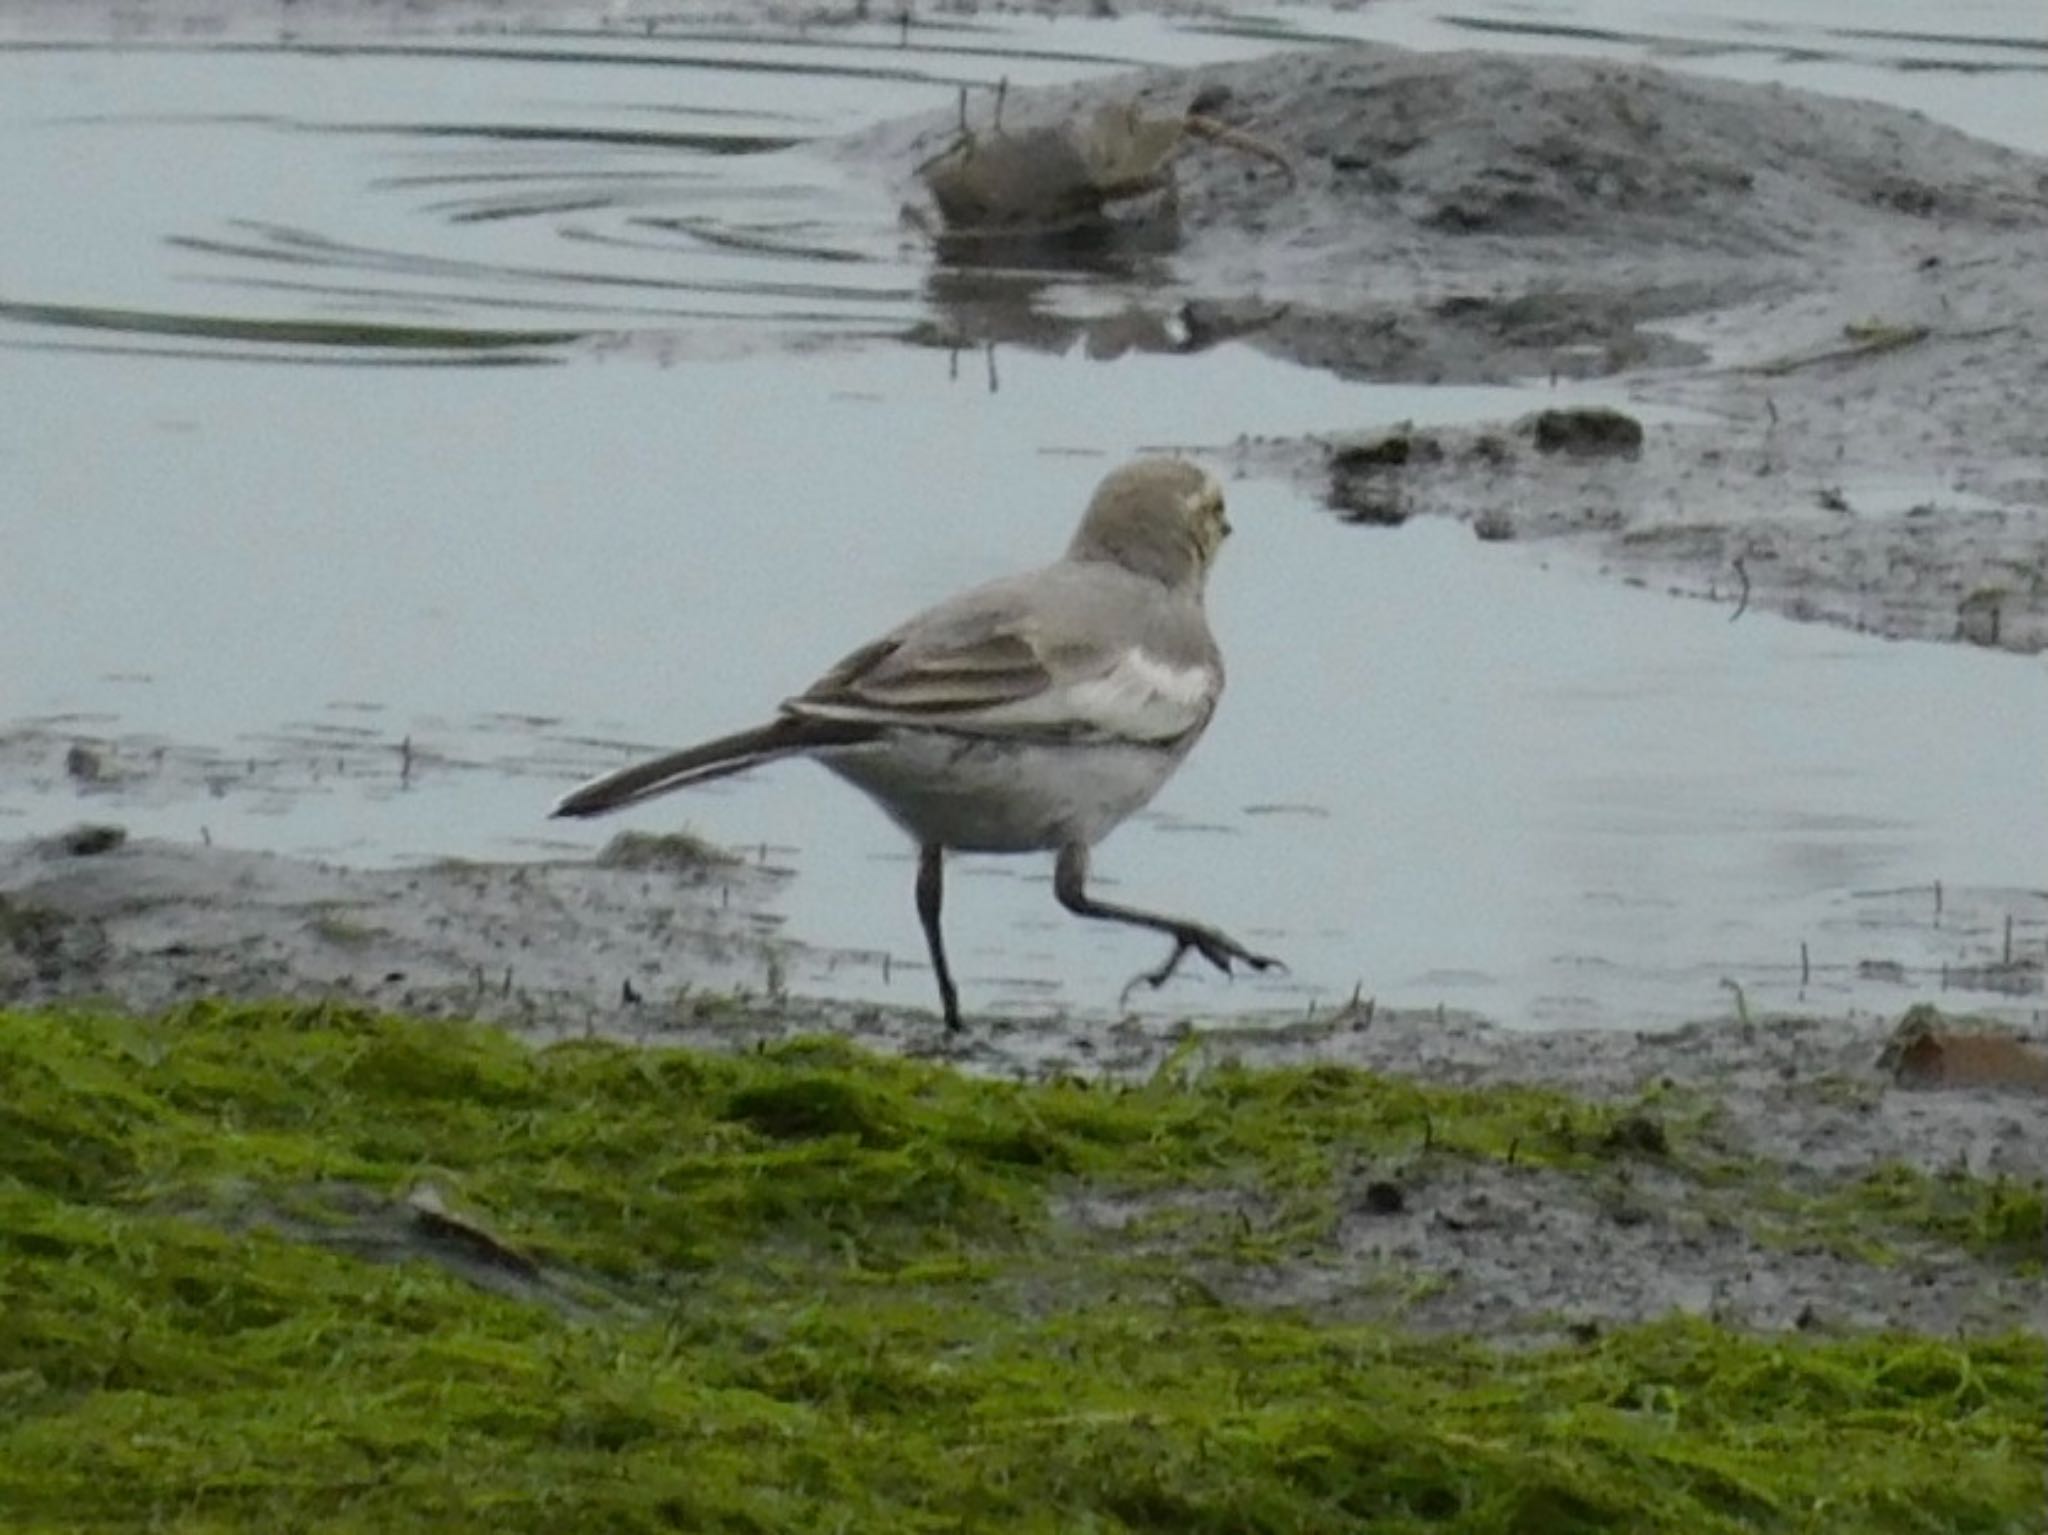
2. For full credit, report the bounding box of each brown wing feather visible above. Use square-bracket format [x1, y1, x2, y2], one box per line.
[794, 629, 1054, 718]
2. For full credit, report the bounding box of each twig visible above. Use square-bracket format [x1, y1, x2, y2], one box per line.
[1719, 978, 1751, 1027]
[1183, 114, 1299, 184]
[1729, 555, 1750, 622]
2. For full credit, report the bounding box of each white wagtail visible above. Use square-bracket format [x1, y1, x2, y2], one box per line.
[553, 457, 1278, 1029]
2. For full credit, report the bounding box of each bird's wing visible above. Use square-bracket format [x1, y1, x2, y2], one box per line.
[786, 578, 1216, 746]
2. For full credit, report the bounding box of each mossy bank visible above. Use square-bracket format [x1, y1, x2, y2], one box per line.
[4, 1002, 2041, 1533]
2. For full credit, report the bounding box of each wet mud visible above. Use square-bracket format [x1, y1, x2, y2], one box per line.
[862, 44, 2048, 650]
[6, 822, 2045, 1336]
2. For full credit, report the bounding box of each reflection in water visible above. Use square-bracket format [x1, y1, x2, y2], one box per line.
[916, 262, 1177, 363]
[0, 296, 584, 353]
[332, 123, 807, 153]
[0, 34, 943, 364]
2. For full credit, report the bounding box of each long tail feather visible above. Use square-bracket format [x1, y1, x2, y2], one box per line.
[551, 716, 872, 819]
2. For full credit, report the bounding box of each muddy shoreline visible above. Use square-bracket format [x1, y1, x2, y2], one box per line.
[859, 44, 2048, 651]
[7, 825, 2045, 1338]
[5, 0, 2044, 1359]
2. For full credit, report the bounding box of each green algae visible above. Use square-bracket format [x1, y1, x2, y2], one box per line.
[1816, 1163, 2046, 1265]
[2, 1002, 2041, 1534]
[596, 829, 741, 871]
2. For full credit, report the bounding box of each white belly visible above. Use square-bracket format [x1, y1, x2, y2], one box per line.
[815, 730, 1192, 852]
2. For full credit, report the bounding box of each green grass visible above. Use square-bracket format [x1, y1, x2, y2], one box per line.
[1, 1002, 2041, 1533]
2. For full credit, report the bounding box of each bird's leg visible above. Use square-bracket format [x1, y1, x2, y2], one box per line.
[916, 843, 964, 1032]
[1052, 843, 1281, 1005]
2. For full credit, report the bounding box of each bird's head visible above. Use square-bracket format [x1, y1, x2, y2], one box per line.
[1067, 458, 1231, 594]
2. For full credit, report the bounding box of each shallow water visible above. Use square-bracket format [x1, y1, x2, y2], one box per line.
[3, 4, 2043, 1029]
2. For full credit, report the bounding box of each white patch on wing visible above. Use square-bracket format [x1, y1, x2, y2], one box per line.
[977, 647, 1216, 742]
[787, 648, 1217, 743]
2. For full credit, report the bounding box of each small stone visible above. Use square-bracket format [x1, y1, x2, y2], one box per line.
[1530, 407, 1644, 459]
[1360, 1179, 1406, 1215]
[54, 824, 127, 857]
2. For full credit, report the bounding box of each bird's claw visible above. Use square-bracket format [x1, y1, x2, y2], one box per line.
[1117, 927, 1284, 1008]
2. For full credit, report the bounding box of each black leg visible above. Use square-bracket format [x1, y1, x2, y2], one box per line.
[916, 843, 963, 1031]
[1053, 843, 1281, 1001]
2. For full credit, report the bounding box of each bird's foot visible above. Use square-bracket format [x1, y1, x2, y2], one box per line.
[1118, 925, 1283, 1006]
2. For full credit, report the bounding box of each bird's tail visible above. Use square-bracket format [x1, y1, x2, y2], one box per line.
[551, 716, 874, 819]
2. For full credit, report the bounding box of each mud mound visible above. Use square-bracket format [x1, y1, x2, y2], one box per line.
[864, 46, 2048, 650]
[870, 43, 2048, 330]
[1177, 48, 2045, 256]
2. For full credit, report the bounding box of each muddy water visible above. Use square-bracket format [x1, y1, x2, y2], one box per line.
[3, 8, 2043, 1030]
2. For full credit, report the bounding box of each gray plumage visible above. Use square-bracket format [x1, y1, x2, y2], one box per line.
[554, 457, 1278, 1027]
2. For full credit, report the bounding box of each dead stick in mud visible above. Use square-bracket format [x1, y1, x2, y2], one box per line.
[1720, 978, 1751, 1026]
[407, 1185, 540, 1280]
[1750, 328, 1927, 376]
[1743, 322, 2009, 378]
[1729, 555, 1750, 622]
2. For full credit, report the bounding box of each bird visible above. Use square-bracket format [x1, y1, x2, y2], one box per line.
[552, 457, 1279, 1030]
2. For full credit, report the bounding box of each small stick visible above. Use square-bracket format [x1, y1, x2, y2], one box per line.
[1800, 941, 1810, 989]
[1719, 977, 1751, 1026]
[1729, 555, 1750, 622]
[1183, 114, 1299, 184]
